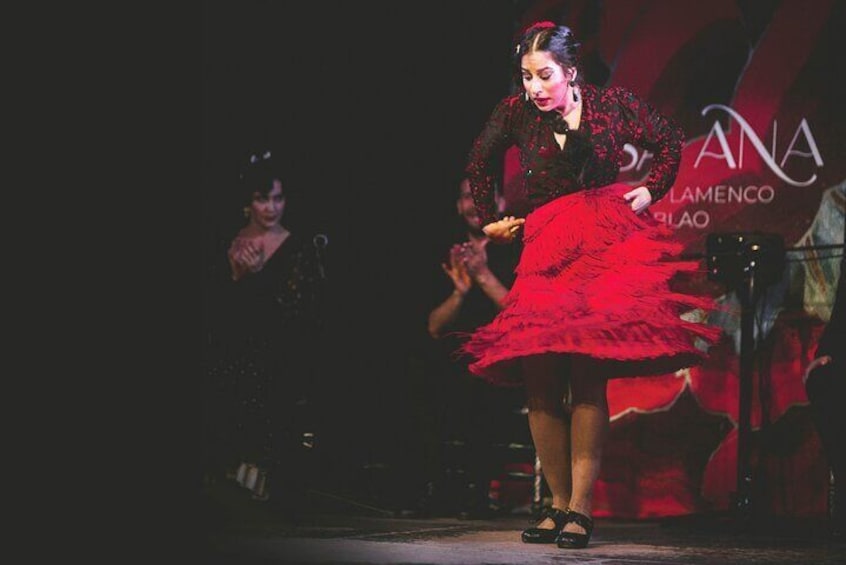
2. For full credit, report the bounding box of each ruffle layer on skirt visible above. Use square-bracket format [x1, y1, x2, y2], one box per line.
[459, 182, 722, 386]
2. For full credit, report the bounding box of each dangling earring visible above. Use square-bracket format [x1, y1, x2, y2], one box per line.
[569, 80, 579, 103]
[243, 206, 251, 218]
[524, 91, 529, 102]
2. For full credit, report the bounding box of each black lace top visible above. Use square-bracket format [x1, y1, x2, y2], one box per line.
[206, 232, 323, 354]
[465, 84, 685, 226]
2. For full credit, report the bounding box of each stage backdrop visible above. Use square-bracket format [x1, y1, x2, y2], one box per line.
[499, 0, 845, 518]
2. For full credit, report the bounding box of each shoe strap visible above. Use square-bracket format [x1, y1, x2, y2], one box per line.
[565, 508, 594, 532]
[538, 506, 569, 528]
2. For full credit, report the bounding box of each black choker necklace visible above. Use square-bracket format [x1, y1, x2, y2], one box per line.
[551, 113, 571, 134]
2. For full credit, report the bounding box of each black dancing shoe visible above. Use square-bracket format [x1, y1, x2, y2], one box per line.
[521, 506, 569, 543]
[556, 507, 594, 549]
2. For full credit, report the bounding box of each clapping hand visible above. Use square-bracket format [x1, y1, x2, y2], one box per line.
[228, 238, 265, 281]
[442, 243, 472, 296]
[457, 241, 488, 279]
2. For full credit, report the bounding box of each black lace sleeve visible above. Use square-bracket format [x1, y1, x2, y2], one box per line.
[465, 96, 520, 227]
[288, 236, 326, 333]
[614, 87, 684, 203]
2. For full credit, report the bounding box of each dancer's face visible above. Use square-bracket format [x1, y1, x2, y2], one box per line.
[521, 50, 576, 113]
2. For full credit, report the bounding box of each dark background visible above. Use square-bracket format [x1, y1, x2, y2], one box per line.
[203, 1, 524, 499]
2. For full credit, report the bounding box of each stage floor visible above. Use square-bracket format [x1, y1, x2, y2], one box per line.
[197, 479, 845, 564]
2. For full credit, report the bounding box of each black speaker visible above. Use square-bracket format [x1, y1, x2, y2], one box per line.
[705, 232, 785, 289]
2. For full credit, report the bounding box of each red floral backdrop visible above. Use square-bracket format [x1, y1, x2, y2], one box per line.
[501, 0, 845, 518]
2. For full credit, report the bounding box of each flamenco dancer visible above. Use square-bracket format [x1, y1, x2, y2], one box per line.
[460, 21, 721, 549]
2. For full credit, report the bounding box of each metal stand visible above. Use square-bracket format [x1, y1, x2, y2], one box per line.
[706, 232, 785, 523]
[734, 265, 757, 521]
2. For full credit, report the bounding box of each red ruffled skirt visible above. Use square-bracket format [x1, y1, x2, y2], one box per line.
[460, 182, 722, 386]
